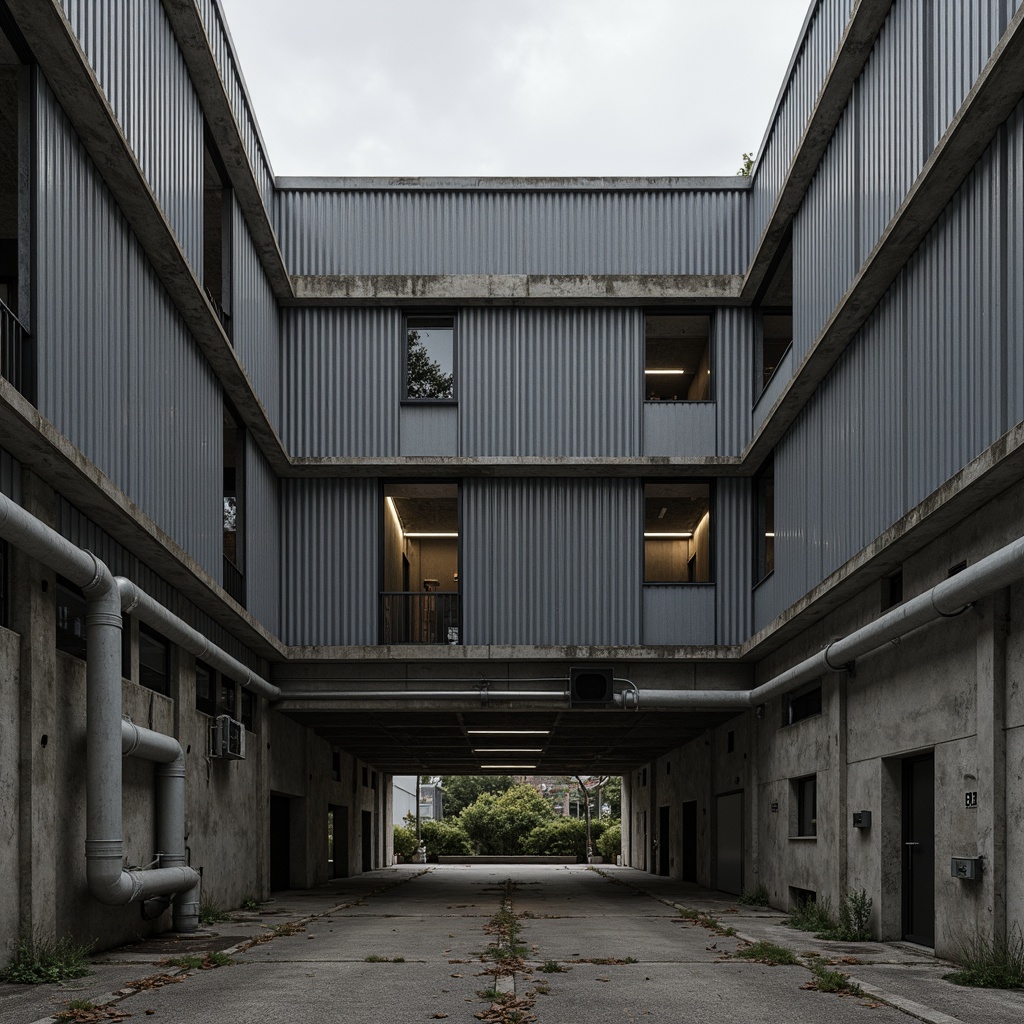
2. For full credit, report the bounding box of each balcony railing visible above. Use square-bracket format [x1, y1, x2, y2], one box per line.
[0, 298, 29, 396]
[381, 591, 461, 645]
[223, 555, 246, 608]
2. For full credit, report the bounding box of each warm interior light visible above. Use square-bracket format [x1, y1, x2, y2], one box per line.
[765, 532, 775, 537]
[644, 532, 693, 538]
[404, 532, 458, 538]
[466, 730, 550, 735]
[644, 369, 687, 375]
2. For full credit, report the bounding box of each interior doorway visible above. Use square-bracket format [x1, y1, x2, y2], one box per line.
[658, 806, 670, 876]
[902, 754, 935, 946]
[361, 810, 373, 872]
[681, 800, 698, 882]
[269, 794, 291, 891]
[715, 791, 743, 895]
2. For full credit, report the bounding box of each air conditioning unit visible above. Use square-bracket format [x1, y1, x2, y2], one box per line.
[211, 715, 245, 760]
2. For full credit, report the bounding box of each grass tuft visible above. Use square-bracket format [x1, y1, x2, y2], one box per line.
[734, 941, 799, 965]
[738, 884, 772, 907]
[199, 897, 231, 926]
[946, 927, 1024, 989]
[809, 960, 862, 994]
[785, 895, 836, 934]
[0, 938, 93, 984]
[538, 960, 568, 973]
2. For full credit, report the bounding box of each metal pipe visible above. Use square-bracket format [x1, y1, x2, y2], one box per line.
[617, 689, 752, 709]
[116, 578, 280, 702]
[278, 689, 569, 701]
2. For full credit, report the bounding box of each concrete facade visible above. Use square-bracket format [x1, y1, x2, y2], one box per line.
[0, 0, 1022, 966]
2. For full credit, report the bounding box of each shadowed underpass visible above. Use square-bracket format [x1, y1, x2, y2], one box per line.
[16, 865, 1020, 1024]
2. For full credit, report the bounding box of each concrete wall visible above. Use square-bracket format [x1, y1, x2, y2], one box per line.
[0, 626, 20, 964]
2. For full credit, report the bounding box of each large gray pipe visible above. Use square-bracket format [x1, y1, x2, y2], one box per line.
[116, 578, 279, 701]
[0, 493, 199, 924]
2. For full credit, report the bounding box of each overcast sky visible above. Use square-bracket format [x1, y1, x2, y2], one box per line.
[217, 0, 813, 179]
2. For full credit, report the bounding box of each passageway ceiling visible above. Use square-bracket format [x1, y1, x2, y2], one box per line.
[275, 705, 739, 775]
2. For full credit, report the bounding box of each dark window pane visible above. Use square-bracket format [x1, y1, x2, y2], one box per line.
[220, 679, 237, 717]
[241, 688, 255, 731]
[756, 458, 775, 581]
[786, 686, 822, 725]
[760, 313, 792, 389]
[56, 578, 88, 660]
[797, 776, 817, 837]
[139, 625, 169, 696]
[196, 661, 216, 715]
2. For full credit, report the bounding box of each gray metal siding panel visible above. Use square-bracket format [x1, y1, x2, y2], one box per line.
[716, 307, 754, 455]
[715, 478, 752, 647]
[244, 442, 280, 635]
[35, 80, 222, 578]
[60, 0, 204, 273]
[274, 189, 747, 277]
[281, 479, 379, 646]
[461, 478, 641, 646]
[399, 405, 457, 456]
[1009, 101, 1024, 430]
[793, 101, 859, 362]
[281, 308, 400, 458]
[196, 0, 276, 208]
[641, 586, 715, 646]
[750, 0, 854, 243]
[457, 308, 518, 456]
[641, 404, 716, 457]
[231, 195, 281, 430]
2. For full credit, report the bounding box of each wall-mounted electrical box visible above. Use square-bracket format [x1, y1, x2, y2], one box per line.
[950, 856, 982, 880]
[211, 715, 245, 760]
[852, 810, 871, 828]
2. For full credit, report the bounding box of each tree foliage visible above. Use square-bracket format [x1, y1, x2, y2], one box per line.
[393, 824, 419, 859]
[420, 818, 472, 856]
[459, 784, 553, 855]
[406, 330, 454, 399]
[596, 822, 621, 861]
[439, 775, 515, 818]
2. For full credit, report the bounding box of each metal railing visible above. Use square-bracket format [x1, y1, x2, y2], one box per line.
[0, 297, 29, 396]
[380, 591, 461, 645]
[223, 555, 246, 608]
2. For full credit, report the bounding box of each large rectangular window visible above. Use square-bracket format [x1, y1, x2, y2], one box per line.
[793, 775, 817, 838]
[644, 315, 711, 402]
[757, 311, 792, 391]
[644, 483, 711, 583]
[405, 315, 455, 400]
[139, 625, 170, 696]
[56, 577, 88, 660]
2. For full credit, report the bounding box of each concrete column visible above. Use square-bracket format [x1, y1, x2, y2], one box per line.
[837, 675, 849, 902]
[13, 473, 58, 943]
[975, 591, 1009, 944]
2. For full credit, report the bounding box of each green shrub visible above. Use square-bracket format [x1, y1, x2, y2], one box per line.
[0, 938, 92, 984]
[946, 925, 1024, 989]
[458, 784, 553, 856]
[393, 824, 419, 859]
[785, 894, 836, 933]
[420, 819, 472, 857]
[596, 822, 621, 861]
[525, 818, 588, 859]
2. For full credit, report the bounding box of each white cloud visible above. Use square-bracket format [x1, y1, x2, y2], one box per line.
[219, 0, 812, 177]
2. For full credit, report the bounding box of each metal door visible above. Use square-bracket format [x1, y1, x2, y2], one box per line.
[902, 755, 935, 945]
[715, 791, 743, 895]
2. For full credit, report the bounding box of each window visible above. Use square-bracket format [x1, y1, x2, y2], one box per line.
[223, 403, 245, 606]
[0, 540, 8, 628]
[785, 685, 822, 725]
[381, 482, 460, 643]
[793, 775, 817, 838]
[55, 577, 88, 660]
[220, 677, 237, 718]
[405, 315, 455, 400]
[644, 315, 711, 401]
[139, 625, 169, 696]
[757, 310, 792, 391]
[203, 136, 232, 337]
[882, 568, 903, 611]
[644, 482, 711, 583]
[240, 688, 255, 731]
[755, 456, 775, 581]
[196, 660, 217, 715]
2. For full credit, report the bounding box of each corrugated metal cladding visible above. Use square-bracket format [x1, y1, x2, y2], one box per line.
[642, 587, 715, 646]
[59, 0, 204, 273]
[231, 195, 281, 431]
[764, 110, 1019, 623]
[56, 498, 265, 672]
[0, 448, 20, 502]
[793, 102, 858, 362]
[280, 479, 379, 646]
[716, 308, 755, 454]
[35, 80, 223, 580]
[461, 478, 642, 646]
[714, 479, 752, 646]
[793, 0, 1018, 354]
[196, 0, 275, 209]
[281, 308, 400, 458]
[750, 0, 854, 243]
[273, 188, 748, 276]
[243, 443, 280, 636]
[461, 308, 641, 457]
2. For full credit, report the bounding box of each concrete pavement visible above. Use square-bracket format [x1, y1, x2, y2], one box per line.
[1, 865, 1021, 1024]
